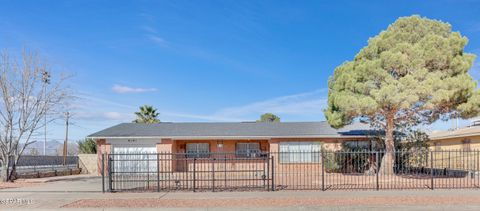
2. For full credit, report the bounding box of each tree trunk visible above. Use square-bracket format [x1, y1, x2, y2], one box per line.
[8, 162, 16, 181]
[379, 114, 395, 175]
[1, 156, 9, 182]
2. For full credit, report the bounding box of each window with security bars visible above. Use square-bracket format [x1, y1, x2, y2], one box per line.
[344, 140, 371, 150]
[279, 142, 322, 163]
[186, 143, 210, 158]
[235, 143, 261, 157]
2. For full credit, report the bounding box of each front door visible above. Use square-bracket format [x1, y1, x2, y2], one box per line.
[176, 144, 187, 172]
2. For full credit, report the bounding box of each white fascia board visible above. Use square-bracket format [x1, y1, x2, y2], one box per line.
[429, 132, 480, 141]
[89, 135, 370, 140]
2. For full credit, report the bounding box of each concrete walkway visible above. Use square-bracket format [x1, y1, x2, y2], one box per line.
[0, 177, 480, 210]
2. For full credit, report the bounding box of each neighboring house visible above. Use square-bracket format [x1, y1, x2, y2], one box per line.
[88, 121, 375, 174]
[429, 119, 480, 151]
[429, 119, 480, 171]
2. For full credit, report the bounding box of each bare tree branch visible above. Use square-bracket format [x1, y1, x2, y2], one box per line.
[0, 49, 71, 182]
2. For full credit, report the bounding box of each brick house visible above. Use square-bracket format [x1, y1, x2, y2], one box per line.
[88, 121, 375, 174]
[427, 119, 480, 170]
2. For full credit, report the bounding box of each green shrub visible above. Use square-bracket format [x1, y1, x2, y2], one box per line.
[323, 152, 340, 172]
[78, 138, 97, 154]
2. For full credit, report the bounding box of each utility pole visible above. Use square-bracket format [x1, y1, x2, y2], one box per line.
[42, 70, 50, 155]
[63, 112, 70, 165]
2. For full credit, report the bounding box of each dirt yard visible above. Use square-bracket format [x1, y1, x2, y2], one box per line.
[63, 195, 480, 208]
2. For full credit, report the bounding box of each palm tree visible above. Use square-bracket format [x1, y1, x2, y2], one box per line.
[133, 105, 160, 123]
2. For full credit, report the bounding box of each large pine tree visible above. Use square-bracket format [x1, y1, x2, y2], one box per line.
[325, 15, 480, 174]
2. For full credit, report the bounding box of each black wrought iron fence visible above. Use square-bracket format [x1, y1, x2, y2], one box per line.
[102, 150, 480, 192]
[103, 152, 273, 192]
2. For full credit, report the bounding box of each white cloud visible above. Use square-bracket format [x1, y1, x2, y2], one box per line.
[142, 25, 167, 47]
[151, 89, 328, 122]
[141, 25, 157, 34]
[112, 84, 157, 94]
[69, 94, 137, 122]
[120, 89, 327, 122]
[77, 94, 136, 109]
[74, 89, 328, 123]
[148, 34, 167, 47]
[103, 112, 134, 121]
[161, 112, 243, 122]
[103, 112, 123, 120]
[212, 89, 328, 120]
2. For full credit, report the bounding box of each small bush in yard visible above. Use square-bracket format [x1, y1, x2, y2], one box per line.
[324, 152, 340, 173]
[78, 138, 97, 154]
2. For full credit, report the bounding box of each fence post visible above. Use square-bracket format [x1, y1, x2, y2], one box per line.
[212, 158, 215, 192]
[108, 155, 113, 192]
[430, 151, 434, 190]
[147, 155, 150, 190]
[448, 151, 451, 169]
[101, 153, 105, 193]
[271, 156, 275, 191]
[157, 154, 160, 192]
[193, 158, 196, 192]
[267, 154, 270, 191]
[376, 151, 379, 191]
[224, 154, 227, 189]
[321, 151, 325, 191]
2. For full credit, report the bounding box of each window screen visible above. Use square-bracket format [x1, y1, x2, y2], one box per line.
[279, 142, 322, 163]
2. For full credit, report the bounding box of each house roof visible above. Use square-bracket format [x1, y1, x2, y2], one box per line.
[430, 124, 480, 140]
[87, 121, 376, 139]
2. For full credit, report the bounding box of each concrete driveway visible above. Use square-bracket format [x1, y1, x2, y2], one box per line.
[0, 176, 103, 209]
[1, 176, 480, 210]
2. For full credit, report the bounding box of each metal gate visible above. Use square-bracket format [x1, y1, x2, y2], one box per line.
[103, 153, 274, 192]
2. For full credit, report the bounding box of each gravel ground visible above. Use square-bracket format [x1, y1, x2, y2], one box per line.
[62, 195, 480, 208]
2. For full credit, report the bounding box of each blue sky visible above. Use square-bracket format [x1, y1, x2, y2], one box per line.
[0, 0, 479, 142]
